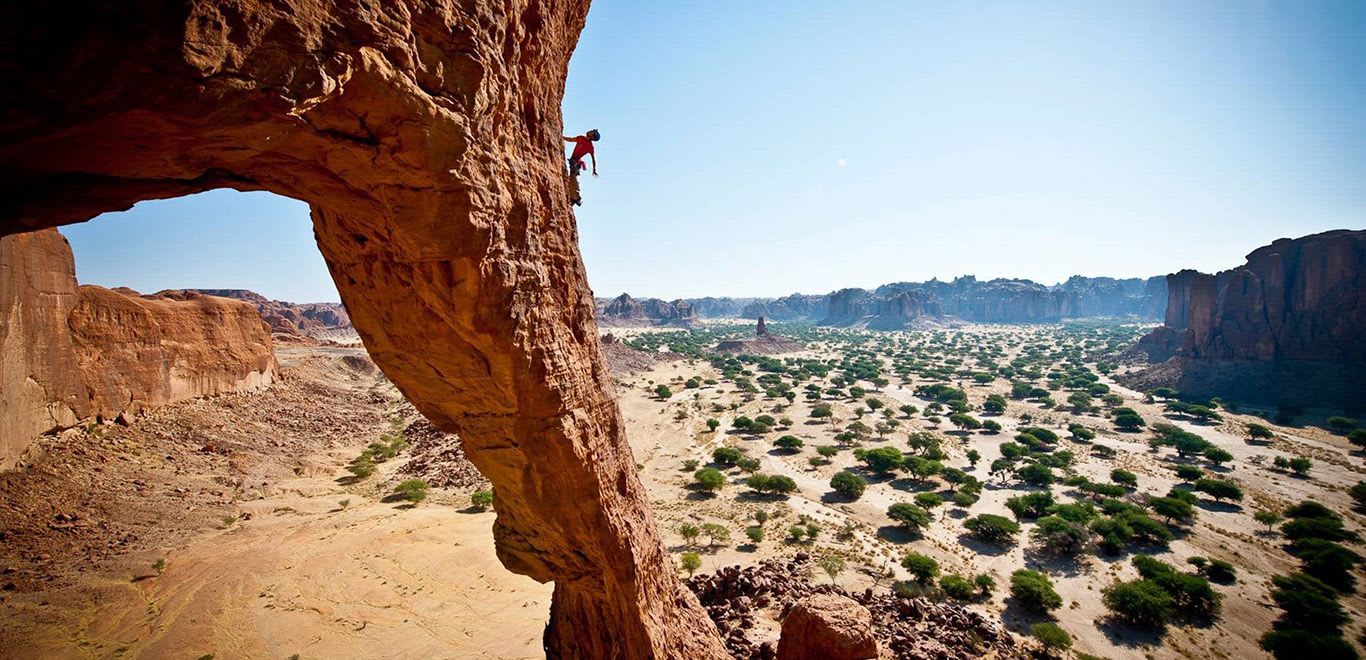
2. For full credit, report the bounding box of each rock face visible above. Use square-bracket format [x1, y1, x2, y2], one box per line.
[777, 595, 878, 660]
[820, 288, 943, 329]
[1154, 230, 1366, 363]
[0, 2, 725, 657]
[1126, 230, 1366, 408]
[178, 289, 352, 337]
[1, 229, 277, 468]
[598, 293, 698, 326]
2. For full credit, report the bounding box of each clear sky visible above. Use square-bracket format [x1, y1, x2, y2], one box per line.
[64, 0, 1366, 303]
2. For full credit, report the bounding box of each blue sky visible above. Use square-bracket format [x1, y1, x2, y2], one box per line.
[65, 0, 1366, 302]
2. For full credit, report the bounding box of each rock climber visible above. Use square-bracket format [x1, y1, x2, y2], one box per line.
[563, 129, 599, 206]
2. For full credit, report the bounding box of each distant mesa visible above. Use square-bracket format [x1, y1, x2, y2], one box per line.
[596, 293, 698, 327]
[174, 289, 354, 339]
[1121, 229, 1366, 409]
[622, 275, 1167, 328]
[715, 317, 802, 354]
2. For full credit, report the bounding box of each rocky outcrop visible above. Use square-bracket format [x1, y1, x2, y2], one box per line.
[715, 317, 802, 355]
[1126, 230, 1366, 408]
[176, 289, 352, 337]
[688, 555, 1021, 660]
[1153, 230, 1365, 363]
[0, 2, 725, 656]
[598, 293, 698, 327]
[777, 595, 878, 660]
[1, 229, 277, 468]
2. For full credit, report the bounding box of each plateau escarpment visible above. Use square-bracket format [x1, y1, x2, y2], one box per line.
[177, 289, 352, 337]
[1, 229, 277, 469]
[1126, 229, 1366, 407]
[672, 275, 1165, 325]
[0, 1, 725, 656]
[597, 293, 699, 327]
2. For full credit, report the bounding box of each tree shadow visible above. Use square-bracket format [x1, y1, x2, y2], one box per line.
[876, 525, 921, 544]
[1195, 500, 1243, 513]
[1097, 616, 1166, 649]
[736, 491, 790, 503]
[1022, 547, 1090, 578]
[955, 532, 1012, 557]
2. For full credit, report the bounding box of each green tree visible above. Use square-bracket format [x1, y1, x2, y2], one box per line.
[1255, 509, 1284, 532]
[887, 503, 931, 532]
[701, 523, 731, 547]
[1103, 579, 1175, 627]
[817, 554, 846, 583]
[1031, 622, 1072, 657]
[655, 384, 673, 399]
[706, 418, 720, 432]
[679, 523, 701, 546]
[830, 471, 867, 499]
[679, 552, 702, 577]
[693, 467, 726, 492]
[1203, 446, 1234, 466]
[1194, 478, 1244, 503]
[773, 435, 804, 452]
[964, 514, 1020, 545]
[859, 446, 904, 474]
[901, 552, 940, 584]
[966, 449, 981, 466]
[1010, 569, 1062, 612]
[470, 489, 494, 510]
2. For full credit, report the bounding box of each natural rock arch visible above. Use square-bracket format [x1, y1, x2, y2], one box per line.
[0, 1, 726, 657]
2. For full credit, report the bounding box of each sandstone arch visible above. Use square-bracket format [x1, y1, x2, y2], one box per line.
[0, 1, 726, 657]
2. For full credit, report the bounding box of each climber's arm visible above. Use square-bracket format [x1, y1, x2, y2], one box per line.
[563, 136, 577, 142]
[590, 152, 598, 176]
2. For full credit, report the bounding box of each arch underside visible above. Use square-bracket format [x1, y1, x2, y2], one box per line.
[0, 1, 726, 657]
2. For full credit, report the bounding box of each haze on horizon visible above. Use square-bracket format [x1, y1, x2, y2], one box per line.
[63, 0, 1366, 303]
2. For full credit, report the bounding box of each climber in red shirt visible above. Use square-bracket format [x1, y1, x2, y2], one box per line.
[563, 129, 599, 206]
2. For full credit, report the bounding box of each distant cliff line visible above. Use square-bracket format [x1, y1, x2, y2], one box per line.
[597, 274, 1166, 328]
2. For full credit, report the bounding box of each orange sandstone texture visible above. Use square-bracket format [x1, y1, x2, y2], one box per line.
[777, 595, 879, 660]
[0, 229, 277, 468]
[0, 1, 726, 657]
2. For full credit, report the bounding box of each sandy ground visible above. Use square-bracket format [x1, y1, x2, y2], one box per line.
[3, 324, 1363, 659]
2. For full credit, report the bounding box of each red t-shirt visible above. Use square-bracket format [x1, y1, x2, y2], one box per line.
[570, 136, 595, 161]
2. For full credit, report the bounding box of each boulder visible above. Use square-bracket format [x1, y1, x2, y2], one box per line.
[777, 594, 879, 660]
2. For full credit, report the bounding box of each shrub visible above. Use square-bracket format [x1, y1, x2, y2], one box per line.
[951, 491, 977, 508]
[914, 492, 944, 512]
[679, 552, 701, 576]
[1010, 569, 1062, 612]
[901, 552, 940, 584]
[1031, 622, 1072, 655]
[470, 489, 494, 510]
[679, 523, 700, 545]
[830, 471, 867, 499]
[964, 514, 1020, 545]
[745, 526, 764, 545]
[744, 473, 797, 495]
[393, 479, 429, 504]
[1288, 457, 1312, 476]
[1015, 463, 1055, 486]
[1110, 469, 1138, 487]
[1031, 515, 1090, 555]
[1005, 491, 1055, 519]
[655, 384, 672, 399]
[1194, 478, 1243, 502]
[1174, 464, 1204, 481]
[693, 468, 726, 492]
[346, 457, 376, 478]
[859, 446, 904, 474]
[1255, 509, 1284, 531]
[1203, 446, 1234, 466]
[1293, 539, 1362, 591]
[712, 447, 743, 466]
[1103, 579, 1174, 627]
[940, 574, 976, 600]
